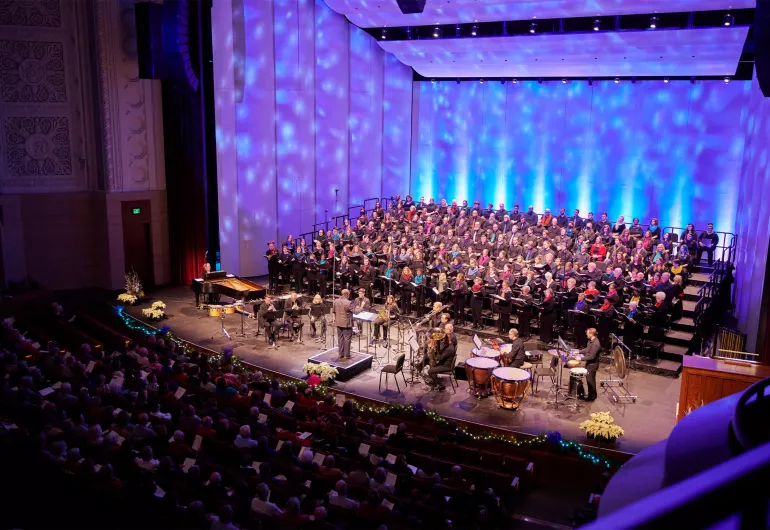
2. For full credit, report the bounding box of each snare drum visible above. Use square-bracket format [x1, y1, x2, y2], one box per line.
[208, 306, 223, 317]
[569, 367, 588, 398]
[464, 357, 499, 398]
[474, 347, 501, 364]
[491, 367, 531, 410]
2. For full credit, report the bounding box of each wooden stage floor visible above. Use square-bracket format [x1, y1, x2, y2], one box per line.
[127, 285, 682, 454]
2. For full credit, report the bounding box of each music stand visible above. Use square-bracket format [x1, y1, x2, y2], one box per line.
[234, 300, 252, 338]
[353, 310, 378, 355]
[212, 309, 232, 341]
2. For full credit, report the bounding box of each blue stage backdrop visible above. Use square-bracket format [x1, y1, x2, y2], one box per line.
[411, 79, 750, 234]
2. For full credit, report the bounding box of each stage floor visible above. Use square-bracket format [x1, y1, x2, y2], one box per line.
[128, 285, 681, 454]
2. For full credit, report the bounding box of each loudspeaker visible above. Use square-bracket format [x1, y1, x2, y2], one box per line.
[135, 2, 167, 80]
[756, 0, 770, 97]
[396, 0, 426, 14]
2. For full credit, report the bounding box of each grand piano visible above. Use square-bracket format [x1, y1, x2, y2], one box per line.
[191, 271, 266, 307]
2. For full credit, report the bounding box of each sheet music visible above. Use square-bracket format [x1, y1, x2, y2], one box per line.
[472, 334, 482, 350]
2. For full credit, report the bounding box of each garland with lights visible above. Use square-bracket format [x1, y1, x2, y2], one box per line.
[115, 305, 621, 469]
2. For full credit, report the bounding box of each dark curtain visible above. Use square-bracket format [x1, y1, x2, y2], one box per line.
[161, 0, 218, 285]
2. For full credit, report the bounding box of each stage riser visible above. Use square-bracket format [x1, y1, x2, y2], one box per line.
[307, 348, 373, 381]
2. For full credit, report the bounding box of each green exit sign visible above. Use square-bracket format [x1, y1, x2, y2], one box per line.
[132, 207, 141, 215]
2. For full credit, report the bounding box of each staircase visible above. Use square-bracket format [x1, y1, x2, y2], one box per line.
[662, 270, 711, 362]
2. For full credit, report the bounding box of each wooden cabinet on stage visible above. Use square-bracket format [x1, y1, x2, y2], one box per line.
[677, 355, 770, 421]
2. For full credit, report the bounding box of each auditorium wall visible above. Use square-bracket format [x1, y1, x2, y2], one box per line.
[735, 70, 770, 354]
[212, 0, 414, 277]
[0, 0, 169, 291]
[410, 79, 749, 235]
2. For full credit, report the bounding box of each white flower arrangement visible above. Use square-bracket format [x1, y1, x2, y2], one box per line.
[303, 362, 339, 382]
[142, 301, 167, 321]
[579, 411, 625, 442]
[117, 292, 137, 305]
[124, 270, 144, 298]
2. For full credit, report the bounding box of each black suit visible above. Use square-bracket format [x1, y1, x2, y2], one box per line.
[425, 333, 457, 387]
[539, 298, 557, 344]
[507, 338, 527, 368]
[579, 337, 601, 400]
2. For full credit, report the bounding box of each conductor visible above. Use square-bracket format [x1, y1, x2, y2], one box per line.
[334, 289, 354, 360]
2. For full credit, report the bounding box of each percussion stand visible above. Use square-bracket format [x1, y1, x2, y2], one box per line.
[212, 311, 232, 341]
[234, 299, 251, 338]
[601, 334, 637, 404]
[550, 335, 570, 405]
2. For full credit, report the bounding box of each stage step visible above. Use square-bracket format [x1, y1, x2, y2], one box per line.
[665, 329, 694, 347]
[683, 300, 697, 317]
[689, 273, 710, 284]
[663, 343, 689, 357]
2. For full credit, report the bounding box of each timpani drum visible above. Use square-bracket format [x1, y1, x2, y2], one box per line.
[208, 306, 223, 317]
[464, 357, 499, 398]
[474, 346, 501, 364]
[491, 367, 531, 410]
[498, 344, 512, 366]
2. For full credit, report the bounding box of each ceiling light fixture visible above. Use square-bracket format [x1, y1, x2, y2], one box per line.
[431, 79, 436, 83]
[562, 78, 567, 84]
[471, 24, 478, 36]
[649, 16, 658, 29]
[480, 78, 484, 84]
[381, 28, 387, 40]
[664, 77, 670, 83]
[724, 76, 731, 83]
[724, 13, 734, 26]
[513, 78, 518, 84]
[614, 77, 619, 83]
[433, 26, 440, 38]
[593, 19, 600, 31]
[529, 22, 537, 34]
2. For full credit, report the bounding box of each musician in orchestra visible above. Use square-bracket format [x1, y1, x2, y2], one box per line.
[517, 285, 534, 339]
[351, 288, 371, 314]
[372, 295, 399, 346]
[333, 289, 354, 360]
[309, 294, 327, 340]
[417, 323, 458, 392]
[202, 262, 212, 281]
[285, 293, 304, 342]
[506, 328, 527, 368]
[578, 327, 601, 402]
[539, 288, 558, 345]
[257, 296, 279, 348]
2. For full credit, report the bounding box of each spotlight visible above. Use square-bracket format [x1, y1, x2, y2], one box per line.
[431, 78, 436, 83]
[724, 13, 733, 26]
[433, 25, 440, 38]
[407, 27, 412, 39]
[479, 78, 484, 84]
[529, 22, 537, 34]
[614, 77, 619, 83]
[562, 78, 567, 84]
[513, 78, 518, 84]
[724, 76, 731, 83]
[593, 19, 600, 31]
[649, 16, 658, 29]
[381, 28, 387, 40]
[664, 77, 670, 83]
[471, 24, 478, 36]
